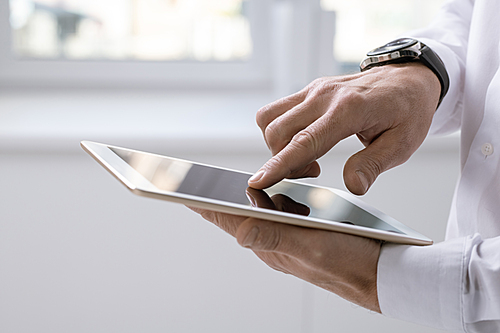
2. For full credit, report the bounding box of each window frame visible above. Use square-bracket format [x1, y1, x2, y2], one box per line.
[0, 0, 273, 89]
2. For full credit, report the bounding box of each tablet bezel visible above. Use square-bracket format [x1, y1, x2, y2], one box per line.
[81, 140, 433, 246]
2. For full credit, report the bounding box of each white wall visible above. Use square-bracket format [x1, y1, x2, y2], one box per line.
[0, 90, 458, 332]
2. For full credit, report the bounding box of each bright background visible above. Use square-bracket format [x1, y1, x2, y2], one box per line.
[1, 0, 454, 332]
[10, 0, 252, 61]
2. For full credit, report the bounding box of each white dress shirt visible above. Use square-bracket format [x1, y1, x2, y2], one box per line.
[377, 0, 500, 331]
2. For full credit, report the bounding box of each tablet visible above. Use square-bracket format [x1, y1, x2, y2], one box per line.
[81, 141, 432, 246]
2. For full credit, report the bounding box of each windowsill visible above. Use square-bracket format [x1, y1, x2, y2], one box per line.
[0, 88, 459, 155]
[0, 88, 270, 154]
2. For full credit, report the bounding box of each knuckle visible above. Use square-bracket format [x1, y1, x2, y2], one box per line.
[264, 120, 287, 151]
[256, 91, 306, 130]
[200, 210, 217, 223]
[308, 77, 328, 91]
[308, 80, 338, 98]
[256, 224, 282, 252]
[314, 82, 334, 97]
[256, 106, 272, 130]
[337, 89, 365, 108]
[292, 129, 319, 156]
[359, 154, 383, 178]
[256, 253, 291, 275]
[268, 261, 291, 275]
[200, 210, 213, 220]
[267, 153, 294, 176]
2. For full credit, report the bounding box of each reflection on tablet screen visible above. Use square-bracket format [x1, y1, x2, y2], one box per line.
[110, 147, 402, 234]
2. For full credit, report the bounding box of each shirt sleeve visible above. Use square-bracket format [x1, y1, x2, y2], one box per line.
[378, 234, 500, 332]
[406, 0, 474, 135]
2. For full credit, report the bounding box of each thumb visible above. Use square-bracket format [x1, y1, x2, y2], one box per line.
[343, 130, 415, 195]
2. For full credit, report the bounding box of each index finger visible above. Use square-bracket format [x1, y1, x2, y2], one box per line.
[248, 117, 353, 189]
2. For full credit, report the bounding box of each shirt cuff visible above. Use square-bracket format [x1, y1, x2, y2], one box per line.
[377, 237, 466, 331]
[411, 37, 464, 136]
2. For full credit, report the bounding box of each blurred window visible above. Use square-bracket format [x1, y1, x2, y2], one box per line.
[2, 0, 449, 87]
[9, 0, 252, 62]
[321, 0, 447, 73]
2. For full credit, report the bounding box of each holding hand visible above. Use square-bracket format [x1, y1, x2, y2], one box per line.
[188, 189, 382, 312]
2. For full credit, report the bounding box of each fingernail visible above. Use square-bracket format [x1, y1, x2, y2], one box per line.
[249, 169, 265, 183]
[355, 170, 370, 193]
[245, 190, 256, 207]
[242, 226, 260, 248]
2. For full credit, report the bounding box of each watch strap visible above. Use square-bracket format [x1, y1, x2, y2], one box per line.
[418, 45, 450, 107]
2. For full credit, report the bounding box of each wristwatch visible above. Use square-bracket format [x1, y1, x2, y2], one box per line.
[360, 38, 449, 107]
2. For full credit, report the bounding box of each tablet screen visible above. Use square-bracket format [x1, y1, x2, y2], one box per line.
[110, 147, 402, 234]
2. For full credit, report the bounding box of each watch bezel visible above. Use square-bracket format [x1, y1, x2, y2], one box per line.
[360, 38, 422, 72]
[366, 38, 419, 56]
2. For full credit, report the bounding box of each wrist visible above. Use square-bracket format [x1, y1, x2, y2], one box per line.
[332, 238, 381, 313]
[397, 62, 442, 111]
[360, 38, 448, 108]
[369, 62, 441, 112]
[352, 240, 381, 313]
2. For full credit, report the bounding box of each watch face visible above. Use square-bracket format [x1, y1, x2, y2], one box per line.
[367, 38, 418, 56]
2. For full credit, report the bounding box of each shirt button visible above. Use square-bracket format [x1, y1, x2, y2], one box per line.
[481, 143, 494, 156]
